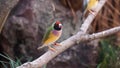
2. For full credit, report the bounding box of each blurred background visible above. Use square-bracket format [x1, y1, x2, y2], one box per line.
[0, 0, 120, 68]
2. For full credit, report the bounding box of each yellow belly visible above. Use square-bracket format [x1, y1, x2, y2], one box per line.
[43, 31, 61, 45]
[87, 0, 98, 10]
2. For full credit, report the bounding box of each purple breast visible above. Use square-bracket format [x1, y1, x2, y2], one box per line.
[52, 30, 61, 36]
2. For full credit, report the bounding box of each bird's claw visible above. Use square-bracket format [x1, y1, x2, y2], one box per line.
[53, 43, 61, 46]
[48, 46, 57, 52]
[89, 9, 96, 16]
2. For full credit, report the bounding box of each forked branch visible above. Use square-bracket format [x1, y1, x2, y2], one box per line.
[17, 0, 111, 68]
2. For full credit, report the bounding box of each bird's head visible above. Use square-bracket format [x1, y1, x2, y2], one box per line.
[53, 21, 62, 31]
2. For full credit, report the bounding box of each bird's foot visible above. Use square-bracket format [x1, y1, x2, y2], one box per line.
[53, 43, 61, 46]
[89, 9, 96, 16]
[48, 46, 56, 52]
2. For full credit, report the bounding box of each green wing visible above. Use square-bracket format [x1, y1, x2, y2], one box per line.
[41, 26, 53, 44]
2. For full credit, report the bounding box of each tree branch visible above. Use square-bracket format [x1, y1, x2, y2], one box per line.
[82, 26, 120, 41]
[17, 0, 109, 68]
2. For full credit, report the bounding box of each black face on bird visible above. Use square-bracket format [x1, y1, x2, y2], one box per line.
[54, 21, 62, 31]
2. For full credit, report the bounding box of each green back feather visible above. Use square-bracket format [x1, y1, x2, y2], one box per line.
[41, 22, 55, 44]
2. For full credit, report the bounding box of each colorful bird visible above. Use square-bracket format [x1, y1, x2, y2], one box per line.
[37, 21, 62, 51]
[83, 0, 99, 15]
[80, 0, 99, 22]
[59, 0, 98, 23]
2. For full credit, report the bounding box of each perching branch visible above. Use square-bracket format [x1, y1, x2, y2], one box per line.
[17, 26, 120, 68]
[17, 0, 111, 68]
